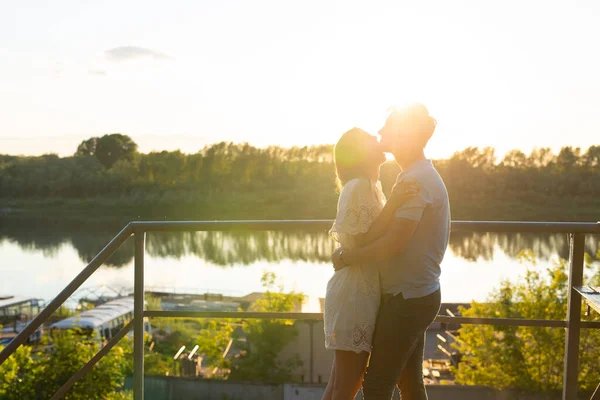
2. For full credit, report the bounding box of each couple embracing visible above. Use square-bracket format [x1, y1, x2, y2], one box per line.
[323, 103, 451, 400]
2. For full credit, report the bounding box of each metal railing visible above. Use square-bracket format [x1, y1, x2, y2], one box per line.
[1, 220, 600, 400]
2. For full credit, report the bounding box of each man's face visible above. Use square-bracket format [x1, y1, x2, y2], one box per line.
[378, 115, 404, 154]
[378, 114, 421, 162]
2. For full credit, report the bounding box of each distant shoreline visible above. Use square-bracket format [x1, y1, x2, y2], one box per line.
[2, 195, 599, 225]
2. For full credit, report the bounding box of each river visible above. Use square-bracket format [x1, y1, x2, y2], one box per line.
[1, 219, 598, 309]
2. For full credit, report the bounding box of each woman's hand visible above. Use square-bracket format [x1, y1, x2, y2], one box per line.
[332, 247, 349, 271]
[390, 179, 419, 207]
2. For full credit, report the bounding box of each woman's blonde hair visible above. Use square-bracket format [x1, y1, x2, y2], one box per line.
[333, 128, 372, 191]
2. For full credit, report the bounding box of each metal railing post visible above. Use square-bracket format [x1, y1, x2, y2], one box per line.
[308, 320, 315, 384]
[591, 382, 600, 400]
[563, 233, 585, 400]
[134, 230, 146, 400]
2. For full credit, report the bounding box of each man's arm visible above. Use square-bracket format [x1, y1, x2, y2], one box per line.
[353, 181, 418, 247]
[333, 185, 429, 269]
[336, 217, 419, 267]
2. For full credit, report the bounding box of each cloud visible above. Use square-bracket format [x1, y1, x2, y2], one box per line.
[89, 69, 107, 76]
[104, 46, 173, 63]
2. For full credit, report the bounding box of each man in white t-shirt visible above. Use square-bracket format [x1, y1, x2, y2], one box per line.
[333, 103, 450, 399]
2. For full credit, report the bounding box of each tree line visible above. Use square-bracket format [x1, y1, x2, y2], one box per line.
[1, 133, 599, 221]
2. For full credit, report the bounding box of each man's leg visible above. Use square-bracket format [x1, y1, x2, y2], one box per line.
[396, 332, 427, 399]
[361, 296, 424, 399]
[362, 290, 441, 400]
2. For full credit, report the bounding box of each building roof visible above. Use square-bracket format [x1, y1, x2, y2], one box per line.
[0, 296, 38, 309]
[160, 299, 241, 312]
[51, 297, 134, 330]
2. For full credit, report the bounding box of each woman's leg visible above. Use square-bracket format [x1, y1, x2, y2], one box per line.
[332, 349, 370, 400]
[322, 357, 336, 400]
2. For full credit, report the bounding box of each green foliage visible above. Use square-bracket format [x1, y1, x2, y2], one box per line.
[144, 316, 234, 376]
[0, 329, 132, 399]
[105, 390, 133, 400]
[75, 137, 98, 157]
[145, 294, 162, 311]
[0, 344, 40, 399]
[3, 142, 600, 221]
[229, 272, 305, 383]
[142, 294, 234, 375]
[140, 273, 305, 381]
[145, 315, 200, 376]
[74, 133, 138, 169]
[452, 251, 600, 393]
[196, 320, 234, 370]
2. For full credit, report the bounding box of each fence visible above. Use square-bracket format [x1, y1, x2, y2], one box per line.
[1, 220, 599, 399]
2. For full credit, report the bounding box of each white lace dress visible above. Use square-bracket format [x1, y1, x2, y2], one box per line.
[324, 178, 386, 353]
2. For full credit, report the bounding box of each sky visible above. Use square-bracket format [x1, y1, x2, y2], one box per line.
[1, 0, 599, 160]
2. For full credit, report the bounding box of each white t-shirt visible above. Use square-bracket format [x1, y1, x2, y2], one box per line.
[379, 159, 451, 298]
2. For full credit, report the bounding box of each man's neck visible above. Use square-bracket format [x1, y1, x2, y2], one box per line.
[394, 150, 426, 171]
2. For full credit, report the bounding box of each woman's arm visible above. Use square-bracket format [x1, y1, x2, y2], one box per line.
[352, 180, 418, 247]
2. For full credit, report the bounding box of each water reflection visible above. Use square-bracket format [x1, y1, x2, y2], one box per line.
[1, 219, 598, 267]
[0, 219, 136, 267]
[0, 219, 337, 267]
[145, 231, 336, 265]
[450, 232, 599, 262]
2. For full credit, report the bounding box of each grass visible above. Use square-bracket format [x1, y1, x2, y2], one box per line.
[2, 191, 599, 224]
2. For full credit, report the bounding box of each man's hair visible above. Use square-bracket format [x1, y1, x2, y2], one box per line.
[387, 103, 437, 148]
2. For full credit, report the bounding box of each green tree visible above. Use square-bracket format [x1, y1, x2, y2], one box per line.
[0, 343, 40, 399]
[501, 149, 528, 168]
[94, 134, 138, 169]
[229, 271, 305, 383]
[555, 146, 581, 172]
[0, 330, 133, 400]
[453, 250, 600, 393]
[583, 145, 600, 168]
[195, 319, 235, 370]
[74, 137, 98, 157]
[528, 147, 554, 168]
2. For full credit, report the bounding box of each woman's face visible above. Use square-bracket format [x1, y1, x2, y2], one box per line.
[364, 134, 386, 166]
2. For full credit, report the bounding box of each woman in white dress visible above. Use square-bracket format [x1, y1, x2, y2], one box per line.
[322, 128, 417, 400]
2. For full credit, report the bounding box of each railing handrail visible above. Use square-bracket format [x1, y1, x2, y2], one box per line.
[128, 219, 600, 233]
[1, 219, 598, 400]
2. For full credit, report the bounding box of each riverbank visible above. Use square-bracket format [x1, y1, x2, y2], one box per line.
[2, 193, 599, 224]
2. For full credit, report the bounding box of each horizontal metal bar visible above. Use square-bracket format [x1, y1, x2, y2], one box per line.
[435, 315, 567, 328]
[0, 224, 133, 365]
[581, 321, 600, 329]
[130, 220, 333, 232]
[51, 320, 134, 400]
[144, 311, 324, 320]
[451, 221, 600, 234]
[129, 220, 600, 234]
[145, 311, 600, 329]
